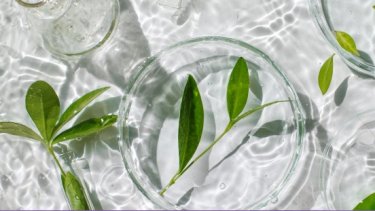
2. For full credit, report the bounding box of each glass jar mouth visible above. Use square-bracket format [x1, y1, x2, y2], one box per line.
[15, 0, 46, 8]
[118, 36, 306, 209]
[308, 0, 375, 77]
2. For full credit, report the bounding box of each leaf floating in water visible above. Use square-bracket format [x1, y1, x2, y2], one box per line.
[178, 75, 204, 172]
[335, 31, 360, 57]
[226, 57, 250, 121]
[62, 172, 90, 210]
[55, 87, 110, 133]
[0, 122, 42, 141]
[353, 192, 375, 210]
[52, 114, 117, 144]
[26, 81, 60, 141]
[318, 54, 335, 95]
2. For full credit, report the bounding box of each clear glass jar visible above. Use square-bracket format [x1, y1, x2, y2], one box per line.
[15, 0, 119, 57]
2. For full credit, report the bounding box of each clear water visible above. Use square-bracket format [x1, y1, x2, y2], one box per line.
[121, 48, 302, 209]
[0, 0, 373, 209]
[20, 0, 118, 56]
[324, 0, 375, 63]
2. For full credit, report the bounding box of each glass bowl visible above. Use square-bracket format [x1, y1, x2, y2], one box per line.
[321, 110, 375, 210]
[119, 36, 305, 209]
[308, 0, 375, 76]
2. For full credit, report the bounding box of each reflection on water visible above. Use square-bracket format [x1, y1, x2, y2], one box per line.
[0, 0, 372, 209]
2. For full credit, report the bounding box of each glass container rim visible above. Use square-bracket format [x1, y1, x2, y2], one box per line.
[320, 109, 375, 209]
[118, 36, 306, 209]
[308, 0, 375, 77]
[15, 0, 46, 8]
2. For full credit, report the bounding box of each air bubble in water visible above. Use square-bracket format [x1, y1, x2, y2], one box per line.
[270, 197, 278, 204]
[219, 183, 226, 190]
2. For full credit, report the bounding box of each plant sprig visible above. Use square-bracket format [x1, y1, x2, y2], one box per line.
[159, 57, 288, 195]
[0, 81, 117, 210]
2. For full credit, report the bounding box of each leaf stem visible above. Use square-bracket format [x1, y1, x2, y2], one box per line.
[48, 146, 66, 176]
[159, 100, 289, 196]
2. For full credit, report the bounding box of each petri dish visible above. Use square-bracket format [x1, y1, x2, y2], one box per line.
[119, 36, 305, 209]
[321, 110, 375, 210]
[308, 0, 375, 76]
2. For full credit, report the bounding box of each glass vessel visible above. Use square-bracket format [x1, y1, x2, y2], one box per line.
[321, 110, 375, 210]
[119, 36, 305, 209]
[15, 0, 119, 57]
[308, 0, 375, 77]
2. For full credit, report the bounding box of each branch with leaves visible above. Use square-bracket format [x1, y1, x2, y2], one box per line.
[0, 81, 117, 210]
[159, 57, 288, 196]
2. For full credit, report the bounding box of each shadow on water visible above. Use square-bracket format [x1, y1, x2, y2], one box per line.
[334, 77, 349, 107]
[60, 0, 152, 91]
[348, 50, 375, 80]
[177, 91, 332, 208]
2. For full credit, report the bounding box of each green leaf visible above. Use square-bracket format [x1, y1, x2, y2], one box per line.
[54, 87, 110, 133]
[227, 57, 250, 121]
[335, 31, 360, 56]
[318, 54, 335, 95]
[26, 81, 60, 141]
[0, 122, 43, 141]
[61, 172, 90, 210]
[53, 114, 117, 144]
[178, 75, 204, 172]
[354, 192, 375, 210]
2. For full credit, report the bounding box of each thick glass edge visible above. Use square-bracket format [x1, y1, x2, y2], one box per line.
[319, 109, 375, 209]
[118, 36, 306, 210]
[42, 0, 120, 58]
[15, 0, 46, 8]
[307, 0, 375, 76]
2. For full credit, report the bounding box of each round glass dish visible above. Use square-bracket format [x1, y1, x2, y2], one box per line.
[119, 36, 305, 209]
[321, 110, 375, 210]
[24, 0, 120, 57]
[308, 0, 375, 76]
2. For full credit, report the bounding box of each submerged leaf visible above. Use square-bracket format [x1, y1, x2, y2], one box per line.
[354, 192, 375, 210]
[318, 54, 335, 95]
[53, 114, 117, 144]
[227, 57, 250, 121]
[55, 87, 110, 133]
[335, 31, 360, 56]
[178, 75, 204, 172]
[0, 122, 42, 141]
[26, 81, 60, 141]
[61, 172, 90, 210]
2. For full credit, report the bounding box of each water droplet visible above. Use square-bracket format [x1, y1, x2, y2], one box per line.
[270, 197, 278, 204]
[38, 174, 46, 181]
[75, 195, 80, 200]
[219, 183, 226, 190]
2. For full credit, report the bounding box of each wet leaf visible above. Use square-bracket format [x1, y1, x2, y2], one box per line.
[354, 192, 375, 210]
[227, 57, 250, 121]
[53, 115, 117, 144]
[318, 54, 335, 95]
[61, 172, 90, 210]
[26, 81, 60, 141]
[55, 87, 110, 133]
[0, 122, 42, 141]
[335, 31, 360, 56]
[178, 75, 204, 172]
